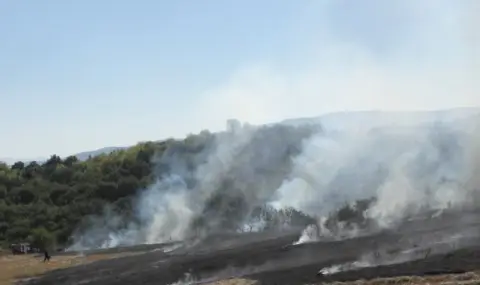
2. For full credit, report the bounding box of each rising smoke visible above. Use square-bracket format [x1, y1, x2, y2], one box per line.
[68, 121, 318, 250]
[68, 0, 480, 251]
[68, 110, 480, 251]
[289, 115, 480, 245]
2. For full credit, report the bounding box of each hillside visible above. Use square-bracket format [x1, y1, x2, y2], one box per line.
[0, 108, 478, 251]
[74, 146, 127, 161]
[0, 124, 317, 250]
[0, 142, 162, 249]
[281, 107, 480, 131]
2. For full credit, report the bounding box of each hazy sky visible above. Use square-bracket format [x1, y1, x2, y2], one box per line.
[0, 0, 478, 158]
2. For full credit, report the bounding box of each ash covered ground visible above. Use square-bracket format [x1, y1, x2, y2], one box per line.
[20, 207, 480, 285]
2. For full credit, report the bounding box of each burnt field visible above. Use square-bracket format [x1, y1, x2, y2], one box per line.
[19, 209, 480, 285]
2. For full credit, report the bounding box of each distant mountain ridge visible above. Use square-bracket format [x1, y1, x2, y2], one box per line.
[0, 147, 127, 165]
[0, 157, 46, 165]
[2, 107, 479, 165]
[281, 107, 480, 131]
[74, 146, 127, 161]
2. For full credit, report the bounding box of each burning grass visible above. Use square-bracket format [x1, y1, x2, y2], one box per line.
[0, 252, 136, 285]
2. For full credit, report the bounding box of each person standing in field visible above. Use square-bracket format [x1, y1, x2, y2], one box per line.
[43, 250, 51, 262]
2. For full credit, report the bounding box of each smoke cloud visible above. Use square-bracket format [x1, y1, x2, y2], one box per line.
[68, 122, 317, 249]
[68, 0, 479, 250]
[69, 109, 480, 250]
[187, 0, 479, 134]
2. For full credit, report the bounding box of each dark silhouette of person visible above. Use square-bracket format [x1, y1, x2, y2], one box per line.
[43, 250, 51, 262]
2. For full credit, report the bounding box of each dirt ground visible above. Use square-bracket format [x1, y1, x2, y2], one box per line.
[0, 252, 140, 285]
[16, 209, 480, 285]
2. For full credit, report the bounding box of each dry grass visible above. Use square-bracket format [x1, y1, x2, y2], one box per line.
[0, 252, 133, 285]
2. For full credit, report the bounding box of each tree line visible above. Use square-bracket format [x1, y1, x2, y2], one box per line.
[0, 140, 169, 250]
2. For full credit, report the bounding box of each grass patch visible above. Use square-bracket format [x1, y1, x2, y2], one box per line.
[0, 252, 132, 285]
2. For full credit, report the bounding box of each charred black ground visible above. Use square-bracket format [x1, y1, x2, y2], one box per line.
[18, 208, 480, 285]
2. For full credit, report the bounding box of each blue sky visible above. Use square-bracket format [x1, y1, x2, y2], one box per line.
[0, 0, 478, 159]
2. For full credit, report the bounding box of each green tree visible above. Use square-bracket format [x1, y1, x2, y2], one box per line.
[11, 161, 25, 171]
[29, 227, 56, 250]
[0, 185, 6, 199]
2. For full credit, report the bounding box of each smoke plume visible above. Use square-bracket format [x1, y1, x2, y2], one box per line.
[68, 0, 479, 250]
[68, 109, 480, 250]
[68, 121, 317, 250]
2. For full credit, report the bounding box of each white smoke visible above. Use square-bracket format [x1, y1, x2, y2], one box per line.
[319, 260, 373, 276]
[188, 1, 479, 134]
[288, 115, 480, 245]
[67, 0, 480, 251]
[144, 122, 258, 242]
[139, 175, 195, 243]
[69, 121, 261, 250]
[68, 111, 480, 251]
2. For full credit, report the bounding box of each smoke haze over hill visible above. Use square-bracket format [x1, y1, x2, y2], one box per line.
[68, 108, 480, 250]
